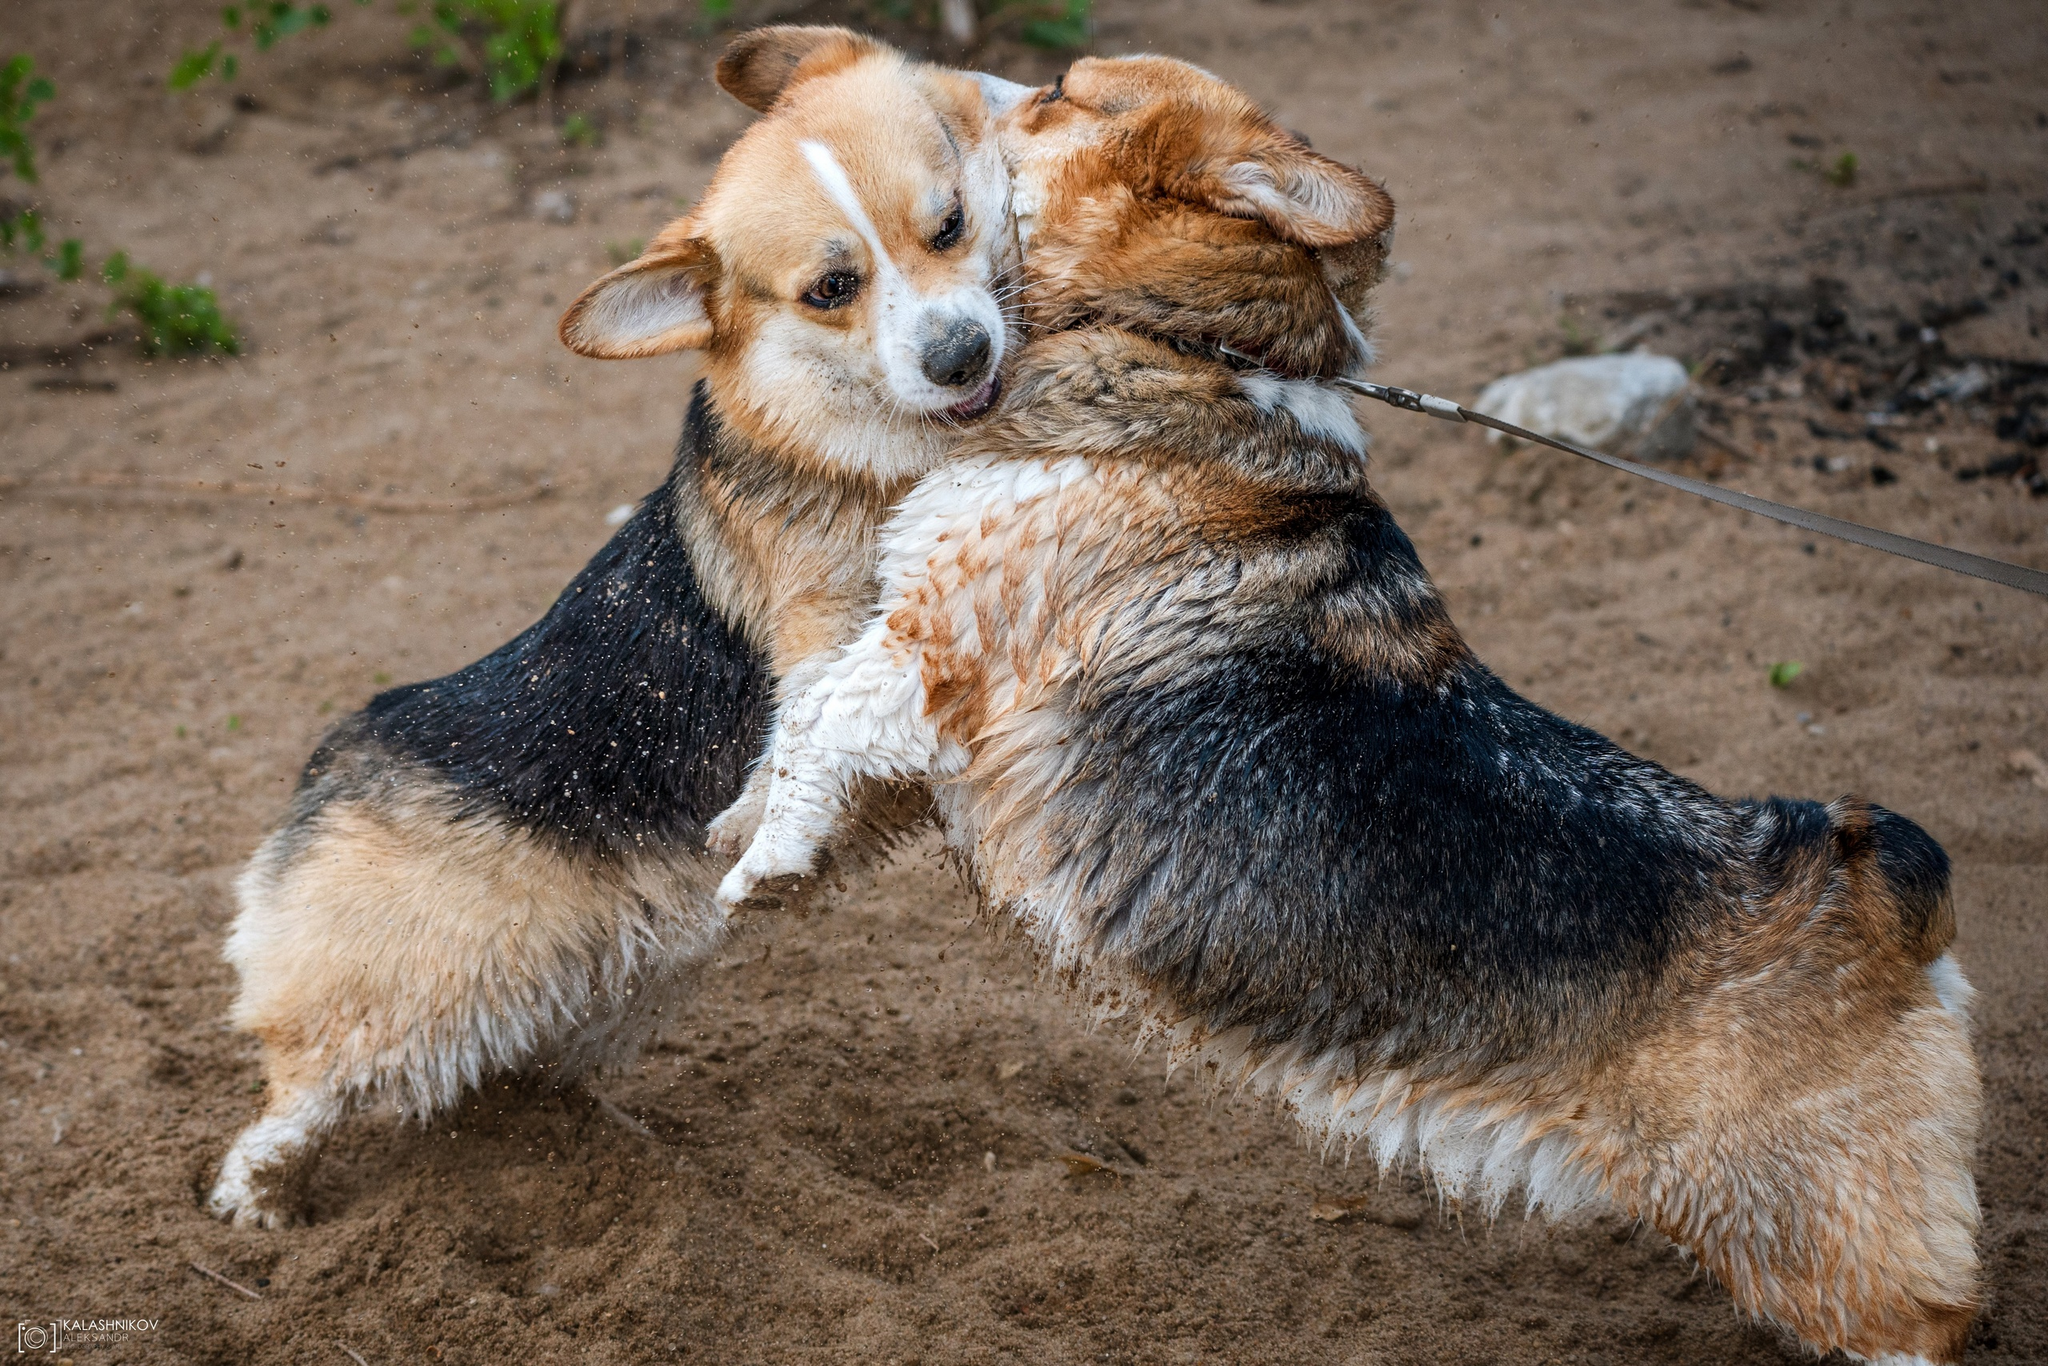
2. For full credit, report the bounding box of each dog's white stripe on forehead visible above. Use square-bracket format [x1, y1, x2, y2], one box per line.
[800, 140, 899, 276]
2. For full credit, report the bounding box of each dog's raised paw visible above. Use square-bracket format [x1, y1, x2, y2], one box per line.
[717, 866, 815, 912]
[704, 790, 766, 858]
[717, 816, 829, 907]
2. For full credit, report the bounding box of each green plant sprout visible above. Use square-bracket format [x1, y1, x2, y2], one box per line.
[1017, 0, 1091, 49]
[48, 234, 82, 280]
[1788, 151, 1859, 189]
[831, 0, 1089, 50]
[102, 252, 242, 356]
[2, 55, 85, 279]
[560, 111, 598, 147]
[2, 53, 54, 182]
[1768, 661, 1804, 689]
[173, 1, 562, 106]
[411, 0, 562, 103]
[4, 56, 244, 353]
[170, 3, 367, 90]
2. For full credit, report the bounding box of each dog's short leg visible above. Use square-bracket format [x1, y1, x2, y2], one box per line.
[718, 628, 963, 906]
[707, 649, 846, 859]
[704, 763, 773, 858]
[207, 1076, 348, 1229]
[1627, 965, 1981, 1364]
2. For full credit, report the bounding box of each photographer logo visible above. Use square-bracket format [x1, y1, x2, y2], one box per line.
[18, 1318, 161, 1353]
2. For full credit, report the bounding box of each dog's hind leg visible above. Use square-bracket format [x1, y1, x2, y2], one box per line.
[1614, 843, 1982, 1366]
[1629, 986, 1979, 1363]
[213, 783, 727, 1227]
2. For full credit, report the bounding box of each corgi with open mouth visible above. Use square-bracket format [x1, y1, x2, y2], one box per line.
[717, 55, 1982, 1366]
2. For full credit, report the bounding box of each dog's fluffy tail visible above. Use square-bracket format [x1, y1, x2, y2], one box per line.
[1742, 794, 1956, 967]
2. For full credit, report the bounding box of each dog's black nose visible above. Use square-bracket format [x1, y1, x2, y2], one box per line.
[922, 321, 993, 389]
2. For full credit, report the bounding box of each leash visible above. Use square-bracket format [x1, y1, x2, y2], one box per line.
[1221, 347, 2048, 599]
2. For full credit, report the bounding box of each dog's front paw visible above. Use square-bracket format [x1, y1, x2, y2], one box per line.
[716, 824, 825, 910]
[705, 780, 769, 859]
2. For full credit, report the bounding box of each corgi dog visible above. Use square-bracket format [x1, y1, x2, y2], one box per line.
[207, 25, 1021, 1229]
[714, 56, 1983, 1365]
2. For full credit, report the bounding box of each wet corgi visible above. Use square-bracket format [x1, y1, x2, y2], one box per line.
[716, 56, 1982, 1365]
[208, 25, 1021, 1229]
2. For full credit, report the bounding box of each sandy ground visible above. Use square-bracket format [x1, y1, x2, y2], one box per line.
[2, 1, 2044, 1362]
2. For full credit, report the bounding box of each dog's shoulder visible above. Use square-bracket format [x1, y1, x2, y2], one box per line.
[349, 392, 773, 855]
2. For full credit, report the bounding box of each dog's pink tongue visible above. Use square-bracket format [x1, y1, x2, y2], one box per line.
[945, 375, 1001, 421]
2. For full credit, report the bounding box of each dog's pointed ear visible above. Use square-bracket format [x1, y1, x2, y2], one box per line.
[558, 235, 717, 360]
[1192, 139, 1394, 249]
[715, 26, 890, 114]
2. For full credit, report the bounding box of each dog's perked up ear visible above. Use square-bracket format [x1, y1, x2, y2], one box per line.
[557, 233, 716, 359]
[715, 25, 891, 114]
[1181, 136, 1394, 249]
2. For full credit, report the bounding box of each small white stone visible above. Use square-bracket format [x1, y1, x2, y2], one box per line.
[606, 503, 635, 526]
[1475, 352, 1695, 460]
[530, 189, 577, 224]
[1917, 363, 1991, 403]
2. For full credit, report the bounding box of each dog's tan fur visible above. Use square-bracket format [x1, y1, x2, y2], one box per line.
[209, 27, 1018, 1229]
[719, 56, 1982, 1364]
[561, 25, 1020, 668]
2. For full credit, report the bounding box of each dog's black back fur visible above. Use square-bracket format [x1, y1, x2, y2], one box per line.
[315, 385, 770, 859]
[1037, 499, 1752, 1074]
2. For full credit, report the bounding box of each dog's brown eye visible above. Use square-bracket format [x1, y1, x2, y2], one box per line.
[802, 271, 860, 310]
[930, 204, 965, 252]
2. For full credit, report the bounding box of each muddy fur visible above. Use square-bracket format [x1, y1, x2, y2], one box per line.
[208, 26, 1012, 1229]
[720, 55, 1982, 1365]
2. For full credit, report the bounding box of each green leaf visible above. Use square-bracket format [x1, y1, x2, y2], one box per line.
[1021, 0, 1091, 49]
[3, 208, 47, 255]
[107, 262, 242, 356]
[50, 236, 82, 280]
[3, 54, 55, 182]
[255, 3, 329, 48]
[168, 43, 222, 91]
[101, 250, 130, 285]
[222, 5, 243, 27]
[560, 112, 597, 147]
[2, 132, 33, 183]
[223, 53, 239, 79]
[1767, 661, 1804, 689]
